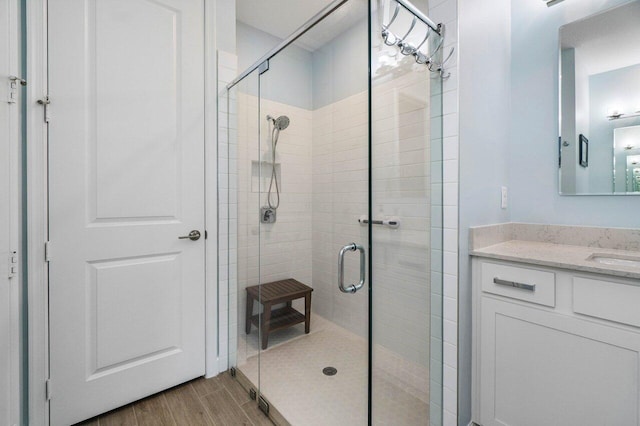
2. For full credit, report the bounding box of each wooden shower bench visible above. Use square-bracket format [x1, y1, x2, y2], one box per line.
[245, 278, 313, 349]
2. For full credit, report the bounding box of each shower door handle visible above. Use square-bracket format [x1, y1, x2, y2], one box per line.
[338, 243, 366, 293]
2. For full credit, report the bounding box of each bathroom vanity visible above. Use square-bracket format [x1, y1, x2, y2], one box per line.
[471, 224, 640, 426]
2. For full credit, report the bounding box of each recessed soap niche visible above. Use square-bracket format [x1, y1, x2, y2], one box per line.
[251, 160, 281, 193]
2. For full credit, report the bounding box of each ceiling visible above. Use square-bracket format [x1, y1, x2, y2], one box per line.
[560, 1, 640, 75]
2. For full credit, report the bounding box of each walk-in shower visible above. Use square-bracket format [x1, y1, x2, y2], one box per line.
[218, 0, 446, 424]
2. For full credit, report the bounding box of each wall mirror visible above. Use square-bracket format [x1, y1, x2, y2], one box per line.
[558, 0, 640, 195]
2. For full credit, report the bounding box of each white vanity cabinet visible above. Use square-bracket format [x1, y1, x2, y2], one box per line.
[472, 257, 640, 426]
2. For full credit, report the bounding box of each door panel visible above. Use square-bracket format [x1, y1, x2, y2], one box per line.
[89, 254, 182, 372]
[92, 0, 181, 221]
[480, 298, 640, 426]
[48, 1, 205, 424]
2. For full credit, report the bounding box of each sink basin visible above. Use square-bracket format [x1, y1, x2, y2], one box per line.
[587, 253, 640, 268]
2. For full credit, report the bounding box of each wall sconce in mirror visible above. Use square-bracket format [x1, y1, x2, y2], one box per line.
[607, 110, 640, 121]
[607, 108, 624, 120]
[544, 0, 566, 7]
[579, 134, 589, 167]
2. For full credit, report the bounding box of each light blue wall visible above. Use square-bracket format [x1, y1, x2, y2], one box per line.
[236, 19, 368, 109]
[458, 0, 512, 424]
[311, 19, 368, 110]
[589, 64, 640, 192]
[236, 19, 368, 111]
[509, 0, 640, 226]
[236, 22, 313, 110]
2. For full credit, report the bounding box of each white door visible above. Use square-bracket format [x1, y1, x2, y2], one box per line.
[48, 1, 205, 424]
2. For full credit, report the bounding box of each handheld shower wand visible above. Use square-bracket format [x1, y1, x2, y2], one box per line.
[265, 115, 289, 210]
[267, 115, 290, 132]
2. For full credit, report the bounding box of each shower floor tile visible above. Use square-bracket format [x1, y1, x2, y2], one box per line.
[237, 315, 429, 425]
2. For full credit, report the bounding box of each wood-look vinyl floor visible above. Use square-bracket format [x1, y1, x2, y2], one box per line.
[77, 372, 274, 426]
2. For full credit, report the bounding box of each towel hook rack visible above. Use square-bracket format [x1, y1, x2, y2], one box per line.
[380, 0, 453, 79]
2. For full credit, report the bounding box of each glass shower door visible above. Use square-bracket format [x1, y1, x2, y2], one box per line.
[368, 1, 444, 423]
[254, 7, 371, 422]
[371, 1, 444, 422]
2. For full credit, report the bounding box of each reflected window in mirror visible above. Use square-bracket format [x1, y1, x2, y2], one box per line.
[558, 0, 640, 195]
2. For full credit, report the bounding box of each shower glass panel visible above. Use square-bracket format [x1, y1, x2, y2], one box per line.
[256, 2, 370, 423]
[371, 0, 444, 423]
[222, 0, 444, 424]
[225, 68, 261, 392]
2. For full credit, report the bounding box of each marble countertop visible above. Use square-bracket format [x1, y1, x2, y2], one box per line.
[471, 240, 640, 280]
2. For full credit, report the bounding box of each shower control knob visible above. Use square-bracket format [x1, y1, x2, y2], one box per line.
[178, 230, 201, 241]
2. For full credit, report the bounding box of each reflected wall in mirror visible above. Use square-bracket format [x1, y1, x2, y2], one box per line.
[559, 0, 640, 195]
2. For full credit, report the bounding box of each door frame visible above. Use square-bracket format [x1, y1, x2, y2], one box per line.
[2, 0, 23, 424]
[26, 1, 220, 423]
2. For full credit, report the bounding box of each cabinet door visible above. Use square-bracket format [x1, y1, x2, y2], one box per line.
[479, 297, 640, 426]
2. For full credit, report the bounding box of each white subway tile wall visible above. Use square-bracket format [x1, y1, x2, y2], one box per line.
[429, 0, 459, 424]
[217, 50, 238, 373]
[237, 93, 314, 366]
[311, 91, 370, 338]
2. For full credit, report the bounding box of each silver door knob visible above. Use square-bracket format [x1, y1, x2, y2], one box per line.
[178, 230, 201, 241]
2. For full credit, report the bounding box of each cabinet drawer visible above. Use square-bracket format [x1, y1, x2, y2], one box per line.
[481, 262, 556, 307]
[573, 276, 640, 327]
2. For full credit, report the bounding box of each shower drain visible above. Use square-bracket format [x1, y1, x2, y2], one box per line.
[323, 367, 337, 376]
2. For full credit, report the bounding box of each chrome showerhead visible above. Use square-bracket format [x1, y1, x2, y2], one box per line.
[275, 115, 290, 130]
[267, 115, 290, 131]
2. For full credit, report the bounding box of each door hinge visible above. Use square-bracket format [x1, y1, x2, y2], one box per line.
[8, 250, 17, 279]
[37, 96, 51, 122]
[45, 379, 52, 401]
[258, 395, 270, 415]
[7, 76, 26, 104]
[258, 60, 269, 75]
[45, 241, 52, 262]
